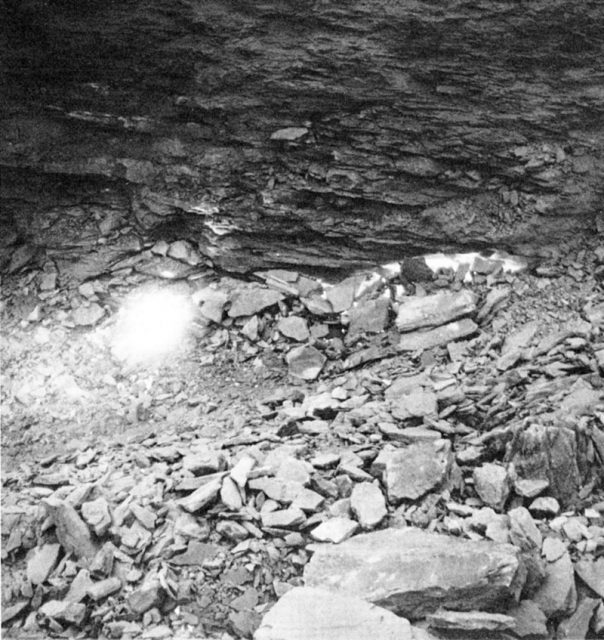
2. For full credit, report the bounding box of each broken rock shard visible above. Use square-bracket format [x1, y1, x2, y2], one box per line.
[396, 290, 477, 332]
[399, 318, 479, 352]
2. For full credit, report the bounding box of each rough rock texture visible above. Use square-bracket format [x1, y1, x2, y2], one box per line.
[304, 527, 526, 619]
[2, 1, 604, 275]
[254, 587, 415, 640]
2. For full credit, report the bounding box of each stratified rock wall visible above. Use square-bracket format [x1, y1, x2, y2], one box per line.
[1, 0, 603, 272]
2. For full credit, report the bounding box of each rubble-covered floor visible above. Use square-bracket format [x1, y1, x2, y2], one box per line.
[1, 235, 604, 640]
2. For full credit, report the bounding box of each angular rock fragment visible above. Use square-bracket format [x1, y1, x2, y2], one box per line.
[1, 601, 28, 626]
[65, 569, 94, 603]
[304, 527, 525, 619]
[477, 287, 511, 322]
[390, 388, 438, 421]
[286, 345, 326, 380]
[277, 316, 309, 341]
[81, 497, 112, 536]
[254, 587, 414, 640]
[228, 287, 284, 318]
[178, 476, 222, 512]
[350, 482, 387, 529]
[529, 496, 560, 517]
[347, 298, 390, 335]
[127, 578, 163, 614]
[473, 463, 509, 511]
[509, 507, 542, 551]
[532, 549, 576, 618]
[396, 290, 477, 332]
[399, 318, 478, 352]
[507, 423, 581, 506]
[325, 278, 357, 313]
[27, 543, 61, 585]
[509, 600, 548, 638]
[375, 440, 453, 503]
[557, 597, 599, 640]
[193, 288, 228, 323]
[426, 609, 515, 631]
[574, 558, 604, 598]
[310, 517, 358, 543]
[170, 541, 220, 566]
[42, 497, 97, 561]
[86, 576, 121, 601]
[39, 600, 87, 625]
[73, 303, 105, 326]
[261, 508, 306, 529]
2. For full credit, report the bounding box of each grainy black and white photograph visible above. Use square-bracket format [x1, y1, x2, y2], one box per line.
[1, 0, 604, 638]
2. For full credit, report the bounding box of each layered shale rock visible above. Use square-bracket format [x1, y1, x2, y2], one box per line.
[1, 1, 604, 274]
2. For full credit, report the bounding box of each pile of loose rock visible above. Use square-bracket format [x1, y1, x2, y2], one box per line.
[2, 240, 604, 639]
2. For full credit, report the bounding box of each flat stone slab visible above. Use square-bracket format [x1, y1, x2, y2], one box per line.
[304, 527, 526, 619]
[254, 587, 414, 640]
[396, 290, 477, 332]
[399, 318, 478, 352]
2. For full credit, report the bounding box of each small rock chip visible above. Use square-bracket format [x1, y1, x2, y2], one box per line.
[286, 345, 326, 381]
[127, 579, 163, 614]
[270, 127, 308, 141]
[221, 476, 244, 510]
[73, 303, 105, 326]
[278, 316, 310, 341]
[39, 600, 87, 625]
[399, 318, 478, 352]
[86, 577, 121, 601]
[473, 463, 509, 511]
[350, 482, 387, 529]
[26, 543, 61, 585]
[170, 541, 221, 566]
[390, 388, 438, 420]
[42, 497, 97, 560]
[541, 536, 567, 562]
[509, 507, 542, 550]
[81, 497, 112, 537]
[216, 520, 249, 541]
[261, 508, 306, 529]
[375, 440, 453, 503]
[178, 476, 222, 512]
[254, 587, 414, 640]
[426, 609, 515, 631]
[310, 517, 359, 543]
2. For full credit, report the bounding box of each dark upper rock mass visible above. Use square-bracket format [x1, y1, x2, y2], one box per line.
[1, 0, 603, 273]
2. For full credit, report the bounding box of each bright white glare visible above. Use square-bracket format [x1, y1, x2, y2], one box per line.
[112, 289, 194, 364]
[424, 251, 526, 282]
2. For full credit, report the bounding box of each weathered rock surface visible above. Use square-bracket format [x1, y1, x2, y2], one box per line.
[2, 3, 604, 273]
[399, 318, 479, 352]
[304, 528, 526, 619]
[254, 587, 414, 640]
[350, 482, 387, 529]
[396, 291, 477, 332]
[374, 441, 453, 503]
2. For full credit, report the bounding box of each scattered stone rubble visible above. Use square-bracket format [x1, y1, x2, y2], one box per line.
[1, 238, 604, 639]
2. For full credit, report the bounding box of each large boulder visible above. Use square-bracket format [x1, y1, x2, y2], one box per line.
[304, 527, 526, 619]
